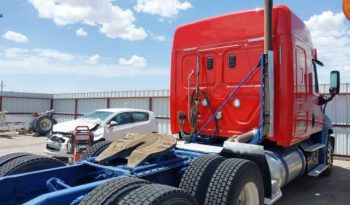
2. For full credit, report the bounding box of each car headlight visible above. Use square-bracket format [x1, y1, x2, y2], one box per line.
[66, 139, 73, 154]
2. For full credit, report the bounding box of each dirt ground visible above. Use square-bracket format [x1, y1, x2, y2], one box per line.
[0, 134, 49, 156]
[1, 134, 350, 204]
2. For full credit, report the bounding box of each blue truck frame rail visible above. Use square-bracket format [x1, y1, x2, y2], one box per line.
[0, 149, 203, 205]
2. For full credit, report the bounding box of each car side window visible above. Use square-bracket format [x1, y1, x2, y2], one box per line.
[113, 112, 131, 125]
[131, 112, 149, 123]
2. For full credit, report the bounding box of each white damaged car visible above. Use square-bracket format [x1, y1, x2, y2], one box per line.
[45, 108, 158, 158]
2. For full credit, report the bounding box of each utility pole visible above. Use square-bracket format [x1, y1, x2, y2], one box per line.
[0, 80, 6, 95]
[0, 81, 4, 112]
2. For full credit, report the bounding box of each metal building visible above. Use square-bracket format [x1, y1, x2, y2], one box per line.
[0, 85, 349, 156]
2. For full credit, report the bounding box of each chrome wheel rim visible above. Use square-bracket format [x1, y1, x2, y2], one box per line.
[237, 182, 259, 205]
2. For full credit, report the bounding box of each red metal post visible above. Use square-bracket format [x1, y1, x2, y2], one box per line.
[74, 99, 78, 119]
[107, 98, 110, 109]
[149, 97, 153, 111]
[50, 99, 54, 110]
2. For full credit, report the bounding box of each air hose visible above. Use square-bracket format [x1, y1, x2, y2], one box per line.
[177, 88, 219, 142]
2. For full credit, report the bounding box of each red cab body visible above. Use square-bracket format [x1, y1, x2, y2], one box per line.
[170, 6, 324, 147]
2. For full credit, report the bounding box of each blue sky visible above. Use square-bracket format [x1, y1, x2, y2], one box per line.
[0, 0, 349, 93]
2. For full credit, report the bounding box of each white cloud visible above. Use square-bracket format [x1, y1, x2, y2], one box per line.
[154, 35, 166, 42]
[3, 48, 28, 58]
[76, 28, 88, 37]
[118, 55, 147, 67]
[305, 11, 350, 83]
[0, 48, 167, 78]
[29, 0, 147, 41]
[2, 31, 29, 43]
[89, 54, 100, 65]
[134, 0, 192, 19]
[34, 49, 74, 61]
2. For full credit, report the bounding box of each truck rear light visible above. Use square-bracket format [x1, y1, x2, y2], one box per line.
[233, 99, 240, 108]
[201, 99, 208, 106]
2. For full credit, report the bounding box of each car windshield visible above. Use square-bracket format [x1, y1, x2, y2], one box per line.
[83, 111, 113, 121]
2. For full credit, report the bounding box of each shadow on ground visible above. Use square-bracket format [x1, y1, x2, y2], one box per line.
[0, 135, 13, 139]
[275, 165, 350, 205]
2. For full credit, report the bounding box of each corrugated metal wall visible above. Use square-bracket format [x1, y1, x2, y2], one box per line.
[3, 98, 50, 113]
[51, 90, 170, 134]
[0, 92, 52, 127]
[1, 86, 349, 156]
[320, 84, 350, 156]
[110, 98, 149, 110]
[78, 99, 107, 114]
[53, 99, 75, 114]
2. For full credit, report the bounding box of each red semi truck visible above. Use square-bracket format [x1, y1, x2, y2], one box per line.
[0, 4, 341, 205]
[171, 5, 340, 204]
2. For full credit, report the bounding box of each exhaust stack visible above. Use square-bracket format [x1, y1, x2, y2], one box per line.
[263, 0, 274, 137]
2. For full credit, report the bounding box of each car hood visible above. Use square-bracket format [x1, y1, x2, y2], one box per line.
[52, 118, 102, 133]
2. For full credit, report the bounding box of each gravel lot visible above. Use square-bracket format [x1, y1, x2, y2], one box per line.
[1, 134, 350, 204]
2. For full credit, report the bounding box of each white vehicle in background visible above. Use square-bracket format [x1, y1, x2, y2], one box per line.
[45, 108, 158, 158]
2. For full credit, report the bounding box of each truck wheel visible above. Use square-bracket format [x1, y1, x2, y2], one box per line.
[204, 158, 264, 205]
[0, 152, 32, 167]
[179, 154, 225, 204]
[35, 116, 56, 136]
[322, 138, 334, 177]
[80, 141, 112, 160]
[79, 177, 150, 205]
[0, 155, 65, 177]
[118, 184, 198, 205]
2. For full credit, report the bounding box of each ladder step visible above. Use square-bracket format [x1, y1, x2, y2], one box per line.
[301, 143, 325, 152]
[308, 164, 328, 177]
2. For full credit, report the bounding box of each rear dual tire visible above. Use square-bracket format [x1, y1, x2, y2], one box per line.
[179, 155, 225, 204]
[0, 153, 65, 177]
[204, 158, 264, 205]
[180, 155, 264, 205]
[80, 141, 112, 160]
[79, 177, 198, 205]
[80, 155, 263, 205]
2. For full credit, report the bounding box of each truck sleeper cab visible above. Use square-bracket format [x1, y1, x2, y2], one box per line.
[170, 5, 325, 147]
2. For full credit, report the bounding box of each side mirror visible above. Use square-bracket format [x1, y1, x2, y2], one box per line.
[109, 121, 118, 127]
[329, 70, 340, 95]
